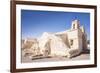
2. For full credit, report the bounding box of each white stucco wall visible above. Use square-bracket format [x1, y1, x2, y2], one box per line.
[67, 29, 79, 49]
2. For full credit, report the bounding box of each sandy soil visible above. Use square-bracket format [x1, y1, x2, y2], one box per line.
[22, 53, 90, 63]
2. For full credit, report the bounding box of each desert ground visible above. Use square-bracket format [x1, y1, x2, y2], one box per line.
[22, 53, 90, 63]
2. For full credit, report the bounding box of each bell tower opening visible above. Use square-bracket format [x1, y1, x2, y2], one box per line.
[71, 19, 80, 30]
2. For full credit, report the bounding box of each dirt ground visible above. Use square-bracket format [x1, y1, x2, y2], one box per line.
[22, 53, 90, 63]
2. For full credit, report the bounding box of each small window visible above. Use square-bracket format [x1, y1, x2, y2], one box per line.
[70, 40, 73, 46]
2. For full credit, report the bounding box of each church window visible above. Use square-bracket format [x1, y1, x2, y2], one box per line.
[70, 40, 73, 46]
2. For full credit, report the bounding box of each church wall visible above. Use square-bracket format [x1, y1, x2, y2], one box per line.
[82, 34, 88, 51]
[78, 37, 83, 51]
[78, 29, 83, 51]
[50, 36, 69, 57]
[67, 29, 83, 52]
[67, 29, 79, 49]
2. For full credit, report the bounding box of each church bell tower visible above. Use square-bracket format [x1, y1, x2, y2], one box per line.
[71, 20, 80, 30]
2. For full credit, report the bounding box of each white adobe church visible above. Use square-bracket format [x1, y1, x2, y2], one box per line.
[22, 19, 88, 58]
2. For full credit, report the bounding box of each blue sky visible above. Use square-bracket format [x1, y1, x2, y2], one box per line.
[21, 10, 90, 40]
